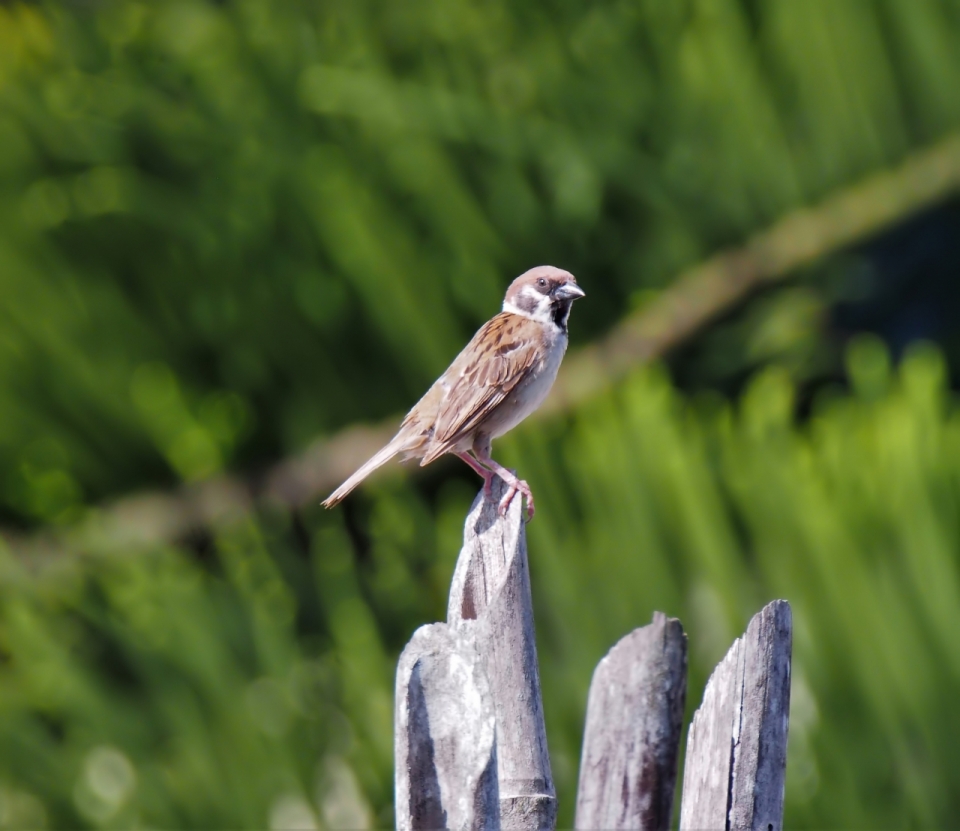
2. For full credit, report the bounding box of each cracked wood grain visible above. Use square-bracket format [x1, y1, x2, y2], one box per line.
[447, 477, 556, 831]
[574, 612, 688, 831]
[396, 623, 499, 831]
[678, 600, 792, 831]
[396, 477, 555, 831]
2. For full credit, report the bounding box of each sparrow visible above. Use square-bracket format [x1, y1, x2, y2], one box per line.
[322, 265, 585, 519]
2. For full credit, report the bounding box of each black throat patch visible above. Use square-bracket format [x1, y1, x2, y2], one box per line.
[553, 299, 572, 333]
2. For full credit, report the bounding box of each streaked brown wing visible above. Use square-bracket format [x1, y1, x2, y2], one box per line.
[420, 313, 542, 462]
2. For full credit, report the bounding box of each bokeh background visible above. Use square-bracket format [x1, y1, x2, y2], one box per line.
[3, 0, 960, 828]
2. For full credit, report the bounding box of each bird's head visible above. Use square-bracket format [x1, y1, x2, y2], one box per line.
[502, 265, 585, 332]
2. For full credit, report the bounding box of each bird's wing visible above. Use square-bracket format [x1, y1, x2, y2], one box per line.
[419, 313, 543, 464]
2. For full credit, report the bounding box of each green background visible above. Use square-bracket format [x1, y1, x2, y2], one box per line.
[2, 1, 960, 827]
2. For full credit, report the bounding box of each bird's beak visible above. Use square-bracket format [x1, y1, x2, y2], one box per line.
[555, 283, 585, 301]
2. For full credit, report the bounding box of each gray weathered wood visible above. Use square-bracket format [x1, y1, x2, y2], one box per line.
[447, 479, 556, 831]
[678, 600, 792, 831]
[574, 612, 688, 831]
[395, 623, 499, 831]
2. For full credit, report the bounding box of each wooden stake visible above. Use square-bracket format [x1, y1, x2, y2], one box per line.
[575, 612, 688, 831]
[679, 600, 792, 831]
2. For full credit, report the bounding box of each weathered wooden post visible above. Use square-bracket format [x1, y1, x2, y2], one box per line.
[574, 613, 688, 831]
[679, 600, 792, 831]
[395, 624, 499, 831]
[395, 478, 793, 831]
[396, 477, 554, 831]
[446, 480, 556, 830]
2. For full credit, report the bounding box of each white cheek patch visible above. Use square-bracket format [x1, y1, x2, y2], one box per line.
[503, 285, 554, 324]
[531, 296, 553, 322]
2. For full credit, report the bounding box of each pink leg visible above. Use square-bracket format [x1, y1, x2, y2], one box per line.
[472, 448, 535, 521]
[455, 452, 496, 497]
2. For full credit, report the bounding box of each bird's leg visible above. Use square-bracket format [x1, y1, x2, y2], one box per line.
[455, 452, 496, 496]
[472, 438, 535, 520]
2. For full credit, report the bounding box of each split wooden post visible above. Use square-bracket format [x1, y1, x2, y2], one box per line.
[447, 478, 556, 830]
[396, 478, 555, 831]
[678, 600, 793, 831]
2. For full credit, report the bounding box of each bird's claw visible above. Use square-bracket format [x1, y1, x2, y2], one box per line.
[497, 478, 535, 521]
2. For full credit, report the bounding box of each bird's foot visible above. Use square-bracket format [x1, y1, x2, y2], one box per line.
[468, 451, 535, 520]
[498, 476, 535, 521]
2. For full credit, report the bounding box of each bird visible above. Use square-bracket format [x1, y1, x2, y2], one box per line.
[322, 265, 585, 520]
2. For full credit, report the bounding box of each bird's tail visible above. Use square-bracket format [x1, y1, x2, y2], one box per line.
[322, 435, 414, 507]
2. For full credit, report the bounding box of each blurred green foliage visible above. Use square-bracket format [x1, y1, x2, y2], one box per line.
[4, 0, 960, 524]
[3, 0, 960, 829]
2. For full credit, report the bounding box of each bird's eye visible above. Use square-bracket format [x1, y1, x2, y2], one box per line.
[537, 278, 547, 288]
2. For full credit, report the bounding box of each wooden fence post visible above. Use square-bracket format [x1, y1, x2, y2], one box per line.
[574, 612, 688, 831]
[396, 478, 555, 831]
[447, 478, 556, 830]
[678, 600, 793, 831]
